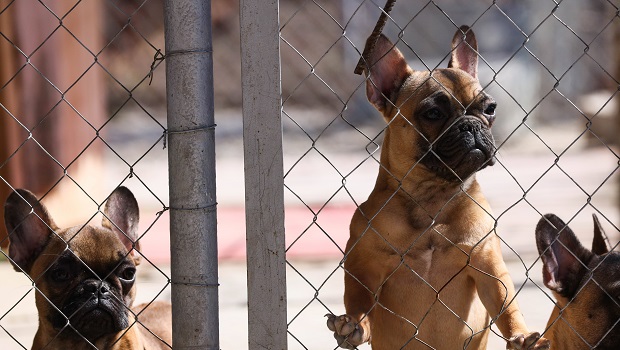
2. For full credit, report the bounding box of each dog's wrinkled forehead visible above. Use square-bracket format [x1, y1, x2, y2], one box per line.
[401, 68, 483, 108]
[63, 226, 130, 265]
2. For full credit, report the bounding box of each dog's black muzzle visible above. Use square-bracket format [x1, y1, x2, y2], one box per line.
[423, 118, 495, 182]
[54, 279, 129, 341]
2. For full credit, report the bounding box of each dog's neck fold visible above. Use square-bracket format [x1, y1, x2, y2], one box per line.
[374, 132, 481, 226]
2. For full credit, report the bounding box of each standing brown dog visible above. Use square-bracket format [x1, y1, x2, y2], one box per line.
[536, 214, 620, 349]
[4, 186, 172, 349]
[326, 26, 549, 349]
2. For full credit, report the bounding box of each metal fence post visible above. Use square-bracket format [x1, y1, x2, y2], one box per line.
[240, 0, 288, 348]
[164, 1, 219, 349]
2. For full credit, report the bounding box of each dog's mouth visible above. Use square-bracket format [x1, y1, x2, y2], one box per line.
[53, 287, 129, 342]
[68, 299, 129, 340]
[422, 119, 495, 182]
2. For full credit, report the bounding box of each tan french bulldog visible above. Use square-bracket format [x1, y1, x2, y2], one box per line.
[326, 26, 549, 349]
[536, 213, 620, 349]
[4, 186, 172, 349]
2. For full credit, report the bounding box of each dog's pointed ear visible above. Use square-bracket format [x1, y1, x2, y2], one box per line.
[591, 214, 610, 255]
[4, 189, 58, 274]
[448, 25, 478, 80]
[536, 214, 593, 299]
[363, 34, 413, 114]
[102, 186, 140, 259]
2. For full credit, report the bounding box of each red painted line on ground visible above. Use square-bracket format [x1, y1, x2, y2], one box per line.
[138, 206, 354, 263]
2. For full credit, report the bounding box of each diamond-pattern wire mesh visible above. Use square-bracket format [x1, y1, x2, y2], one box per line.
[281, 0, 619, 348]
[0, 0, 170, 349]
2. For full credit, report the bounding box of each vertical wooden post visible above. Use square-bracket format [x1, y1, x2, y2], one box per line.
[240, 0, 288, 348]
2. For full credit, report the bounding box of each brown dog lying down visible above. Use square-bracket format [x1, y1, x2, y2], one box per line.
[536, 214, 620, 349]
[325, 25, 548, 349]
[4, 187, 172, 350]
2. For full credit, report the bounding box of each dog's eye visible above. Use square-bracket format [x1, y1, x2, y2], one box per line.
[483, 103, 496, 116]
[424, 108, 443, 120]
[50, 267, 72, 283]
[119, 267, 136, 282]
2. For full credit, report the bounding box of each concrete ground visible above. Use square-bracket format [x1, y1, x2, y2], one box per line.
[0, 113, 618, 349]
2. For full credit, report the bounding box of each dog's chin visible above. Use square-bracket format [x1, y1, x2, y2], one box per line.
[75, 309, 122, 339]
[424, 148, 495, 183]
[460, 147, 496, 170]
[58, 299, 129, 341]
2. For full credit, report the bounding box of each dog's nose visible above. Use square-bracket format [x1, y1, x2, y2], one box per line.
[83, 280, 111, 299]
[98, 283, 111, 299]
[83, 281, 98, 295]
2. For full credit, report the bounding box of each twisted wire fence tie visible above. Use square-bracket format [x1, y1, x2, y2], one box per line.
[148, 48, 212, 85]
[148, 49, 165, 85]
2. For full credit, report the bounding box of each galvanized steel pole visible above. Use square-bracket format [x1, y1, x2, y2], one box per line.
[164, 1, 219, 349]
[240, 0, 288, 348]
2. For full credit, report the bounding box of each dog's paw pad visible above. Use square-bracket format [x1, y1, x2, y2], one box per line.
[507, 332, 550, 350]
[325, 313, 368, 349]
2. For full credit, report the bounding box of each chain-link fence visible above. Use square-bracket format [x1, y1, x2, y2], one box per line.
[1, 0, 620, 349]
[277, 0, 620, 349]
[0, 0, 172, 348]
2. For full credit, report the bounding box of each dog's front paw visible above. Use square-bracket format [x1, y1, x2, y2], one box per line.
[325, 313, 369, 349]
[506, 332, 550, 350]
